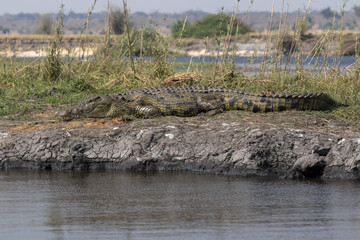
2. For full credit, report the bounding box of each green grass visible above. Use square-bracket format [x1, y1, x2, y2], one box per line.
[1, 57, 359, 124]
[0, 2, 359, 127]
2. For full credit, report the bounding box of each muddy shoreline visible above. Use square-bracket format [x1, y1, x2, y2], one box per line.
[1, 112, 359, 179]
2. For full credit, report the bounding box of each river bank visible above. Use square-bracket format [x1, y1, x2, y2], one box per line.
[1, 111, 359, 179]
[0, 33, 358, 58]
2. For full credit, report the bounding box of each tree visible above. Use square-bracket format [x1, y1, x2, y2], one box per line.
[171, 14, 252, 38]
[0, 25, 10, 34]
[2, 28, 9, 34]
[292, 18, 310, 39]
[110, 7, 125, 35]
[37, 14, 54, 35]
[320, 7, 340, 19]
[354, 5, 360, 17]
[171, 19, 188, 38]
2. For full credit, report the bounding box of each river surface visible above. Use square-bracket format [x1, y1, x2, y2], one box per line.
[173, 55, 357, 70]
[1, 171, 360, 240]
[21, 55, 357, 73]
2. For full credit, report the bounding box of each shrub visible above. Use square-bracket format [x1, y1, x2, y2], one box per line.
[42, 6, 64, 82]
[320, 7, 339, 19]
[354, 5, 360, 17]
[171, 19, 188, 38]
[110, 7, 125, 35]
[171, 13, 252, 38]
[36, 14, 54, 35]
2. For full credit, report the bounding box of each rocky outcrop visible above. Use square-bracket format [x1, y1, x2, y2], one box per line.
[0, 118, 359, 179]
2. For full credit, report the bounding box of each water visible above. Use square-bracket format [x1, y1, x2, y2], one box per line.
[17, 55, 357, 73]
[172, 55, 357, 70]
[1, 171, 360, 240]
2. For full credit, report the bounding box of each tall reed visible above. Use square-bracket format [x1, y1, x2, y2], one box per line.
[42, 4, 64, 82]
[123, 0, 135, 75]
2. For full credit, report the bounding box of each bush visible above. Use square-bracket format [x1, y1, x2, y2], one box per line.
[171, 13, 252, 38]
[42, 6, 64, 82]
[171, 19, 188, 38]
[37, 14, 54, 35]
[320, 7, 339, 19]
[0, 25, 10, 34]
[110, 7, 125, 35]
[354, 5, 360, 17]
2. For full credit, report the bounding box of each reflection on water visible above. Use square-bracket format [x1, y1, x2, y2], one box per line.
[0, 171, 360, 240]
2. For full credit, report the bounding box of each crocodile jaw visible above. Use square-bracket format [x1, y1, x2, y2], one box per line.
[60, 95, 113, 120]
[59, 109, 73, 121]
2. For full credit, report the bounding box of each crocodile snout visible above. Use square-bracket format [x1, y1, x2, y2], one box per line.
[59, 110, 72, 121]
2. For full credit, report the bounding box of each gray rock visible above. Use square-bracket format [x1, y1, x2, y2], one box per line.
[0, 121, 359, 179]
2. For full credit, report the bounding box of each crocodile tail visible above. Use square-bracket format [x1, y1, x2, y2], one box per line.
[295, 93, 340, 110]
[234, 93, 337, 112]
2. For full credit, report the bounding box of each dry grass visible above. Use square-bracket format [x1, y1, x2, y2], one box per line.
[6, 118, 125, 134]
[0, 1, 359, 126]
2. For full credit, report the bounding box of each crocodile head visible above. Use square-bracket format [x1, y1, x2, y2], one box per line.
[60, 95, 114, 120]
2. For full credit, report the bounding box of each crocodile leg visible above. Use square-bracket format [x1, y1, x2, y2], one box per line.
[105, 102, 132, 118]
[134, 105, 161, 118]
[196, 94, 224, 115]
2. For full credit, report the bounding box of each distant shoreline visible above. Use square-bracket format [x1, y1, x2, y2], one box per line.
[0, 33, 358, 58]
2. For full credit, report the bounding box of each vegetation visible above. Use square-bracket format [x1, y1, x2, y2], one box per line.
[36, 14, 54, 35]
[1, 10, 360, 35]
[171, 13, 252, 38]
[353, 5, 360, 17]
[110, 6, 125, 35]
[42, 5, 65, 82]
[0, 2, 359, 128]
[320, 7, 340, 19]
[0, 25, 9, 34]
[171, 19, 189, 38]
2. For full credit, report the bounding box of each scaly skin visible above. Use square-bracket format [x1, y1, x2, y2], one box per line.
[59, 86, 338, 120]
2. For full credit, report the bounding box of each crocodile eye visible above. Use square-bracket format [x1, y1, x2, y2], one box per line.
[89, 96, 101, 102]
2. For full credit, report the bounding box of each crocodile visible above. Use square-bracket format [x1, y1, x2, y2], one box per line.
[59, 86, 339, 120]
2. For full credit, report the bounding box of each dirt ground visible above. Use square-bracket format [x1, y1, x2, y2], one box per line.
[0, 109, 359, 139]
